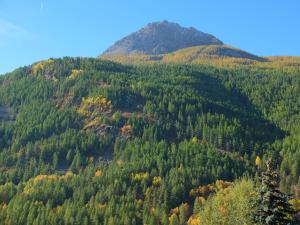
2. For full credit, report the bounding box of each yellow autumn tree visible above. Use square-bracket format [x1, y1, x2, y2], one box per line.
[94, 170, 104, 177]
[68, 69, 83, 80]
[169, 213, 180, 225]
[31, 59, 55, 75]
[78, 95, 112, 117]
[199, 179, 255, 225]
[289, 198, 300, 213]
[255, 156, 262, 168]
[131, 172, 150, 182]
[187, 215, 201, 225]
[120, 124, 133, 137]
[152, 176, 162, 186]
[192, 136, 198, 144]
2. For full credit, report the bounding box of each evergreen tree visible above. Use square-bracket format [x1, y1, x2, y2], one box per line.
[254, 158, 295, 225]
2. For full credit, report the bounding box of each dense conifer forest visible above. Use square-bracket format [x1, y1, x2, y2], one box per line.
[0, 57, 299, 224]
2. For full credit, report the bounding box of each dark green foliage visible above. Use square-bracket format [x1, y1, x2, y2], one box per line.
[254, 159, 295, 225]
[0, 57, 299, 224]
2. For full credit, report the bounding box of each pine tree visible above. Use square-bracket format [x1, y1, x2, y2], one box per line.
[254, 158, 295, 225]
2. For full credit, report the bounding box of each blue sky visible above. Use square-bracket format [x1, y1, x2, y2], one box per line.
[0, 0, 299, 74]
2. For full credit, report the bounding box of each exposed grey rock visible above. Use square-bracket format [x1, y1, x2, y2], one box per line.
[102, 21, 223, 55]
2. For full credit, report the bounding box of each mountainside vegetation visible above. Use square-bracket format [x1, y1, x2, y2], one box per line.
[101, 45, 268, 64]
[0, 56, 299, 224]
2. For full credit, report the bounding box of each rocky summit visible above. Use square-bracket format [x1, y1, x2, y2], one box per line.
[102, 20, 223, 55]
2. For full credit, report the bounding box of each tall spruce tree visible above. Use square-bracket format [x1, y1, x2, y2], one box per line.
[254, 158, 295, 225]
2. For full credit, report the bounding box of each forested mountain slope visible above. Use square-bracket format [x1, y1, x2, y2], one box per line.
[0, 57, 299, 224]
[101, 45, 267, 64]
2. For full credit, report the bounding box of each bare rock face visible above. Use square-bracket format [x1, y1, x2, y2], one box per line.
[102, 21, 223, 55]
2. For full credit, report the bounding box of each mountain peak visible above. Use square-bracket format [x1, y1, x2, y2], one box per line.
[102, 21, 223, 55]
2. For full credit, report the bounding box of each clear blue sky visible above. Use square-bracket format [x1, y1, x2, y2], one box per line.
[0, 0, 299, 74]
